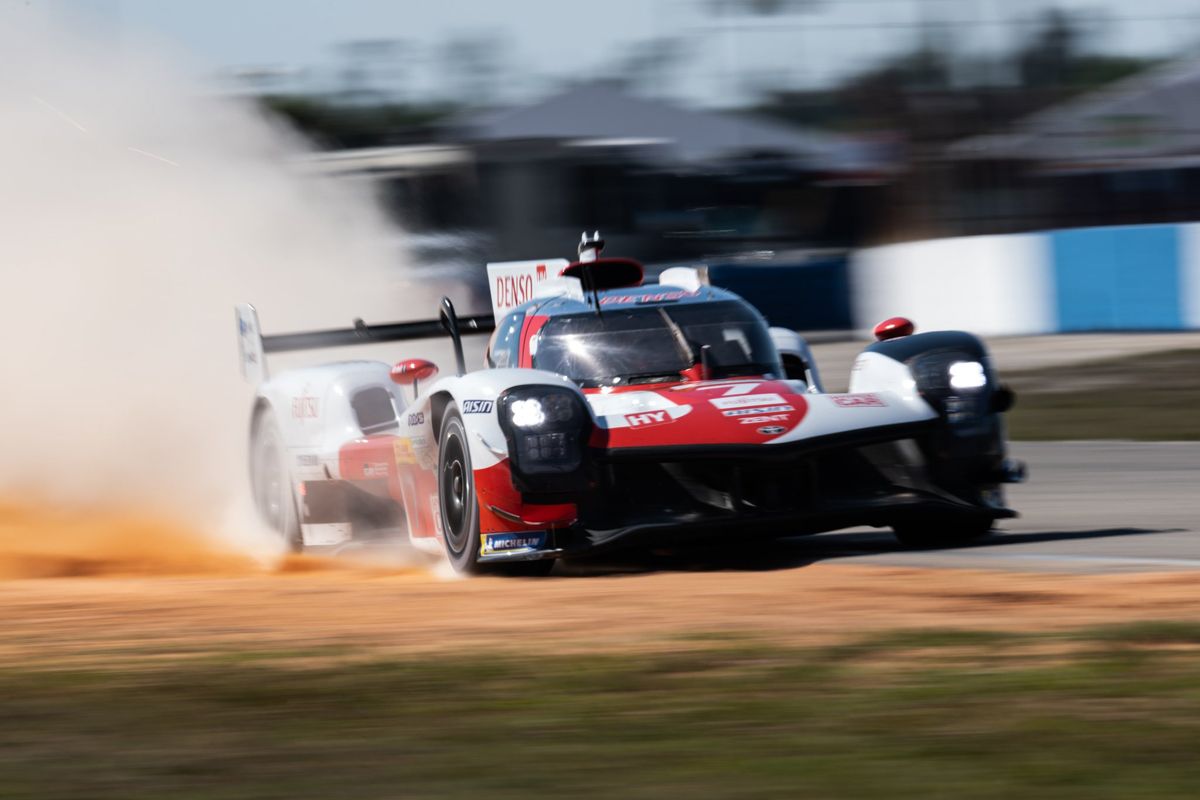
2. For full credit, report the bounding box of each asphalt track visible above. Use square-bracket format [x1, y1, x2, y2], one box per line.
[794, 441, 1199, 574]
[566, 441, 1200, 576]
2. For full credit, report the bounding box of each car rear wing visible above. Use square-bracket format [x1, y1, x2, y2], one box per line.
[236, 297, 494, 385]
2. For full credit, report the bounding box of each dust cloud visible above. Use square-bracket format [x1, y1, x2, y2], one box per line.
[0, 7, 440, 573]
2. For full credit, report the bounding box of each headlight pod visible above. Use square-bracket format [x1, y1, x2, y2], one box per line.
[911, 351, 993, 428]
[913, 352, 989, 394]
[498, 386, 591, 478]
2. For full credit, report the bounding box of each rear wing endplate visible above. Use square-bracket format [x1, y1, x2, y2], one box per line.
[236, 297, 494, 385]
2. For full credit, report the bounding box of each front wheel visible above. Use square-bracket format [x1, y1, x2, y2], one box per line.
[438, 409, 484, 573]
[437, 408, 557, 576]
[891, 517, 993, 549]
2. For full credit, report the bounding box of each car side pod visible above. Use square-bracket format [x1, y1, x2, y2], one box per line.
[874, 316, 915, 341]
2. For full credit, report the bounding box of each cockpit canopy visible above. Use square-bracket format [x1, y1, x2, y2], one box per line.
[532, 299, 781, 388]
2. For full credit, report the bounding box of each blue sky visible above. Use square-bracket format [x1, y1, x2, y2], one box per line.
[31, 0, 1200, 106]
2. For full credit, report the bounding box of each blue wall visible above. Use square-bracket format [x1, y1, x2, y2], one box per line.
[1051, 225, 1184, 331]
[709, 257, 852, 331]
[720, 224, 1195, 334]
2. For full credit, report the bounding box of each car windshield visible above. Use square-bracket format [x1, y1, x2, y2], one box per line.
[532, 300, 781, 387]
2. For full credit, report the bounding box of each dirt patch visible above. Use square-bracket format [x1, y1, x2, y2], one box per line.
[0, 501, 260, 579]
[3, 563, 1200, 667]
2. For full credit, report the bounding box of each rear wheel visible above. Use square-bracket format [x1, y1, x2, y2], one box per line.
[891, 517, 993, 549]
[250, 408, 302, 552]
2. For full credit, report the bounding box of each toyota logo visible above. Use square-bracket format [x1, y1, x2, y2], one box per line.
[757, 425, 786, 435]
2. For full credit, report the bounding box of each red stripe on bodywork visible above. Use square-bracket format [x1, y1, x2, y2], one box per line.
[338, 435, 405, 501]
[473, 460, 577, 533]
[591, 379, 810, 450]
[518, 313, 550, 369]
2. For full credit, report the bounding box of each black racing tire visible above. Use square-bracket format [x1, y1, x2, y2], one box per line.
[250, 407, 303, 552]
[437, 408, 557, 577]
[438, 408, 485, 574]
[891, 517, 994, 549]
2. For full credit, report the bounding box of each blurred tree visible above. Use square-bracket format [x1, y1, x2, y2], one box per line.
[336, 39, 412, 105]
[1016, 8, 1150, 95]
[754, 7, 1156, 144]
[1017, 8, 1077, 89]
[260, 95, 456, 149]
[439, 32, 510, 108]
[610, 37, 691, 96]
[706, 0, 821, 15]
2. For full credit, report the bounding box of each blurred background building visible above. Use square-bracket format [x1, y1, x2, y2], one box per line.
[54, 0, 1200, 330]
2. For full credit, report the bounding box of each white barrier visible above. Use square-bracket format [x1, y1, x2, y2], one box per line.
[851, 234, 1056, 337]
[1181, 224, 1200, 329]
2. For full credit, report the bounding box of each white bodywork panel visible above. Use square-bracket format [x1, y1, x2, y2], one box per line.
[485, 259, 571, 319]
[848, 350, 923, 401]
[257, 362, 405, 471]
[399, 368, 580, 471]
[659, 266, 709, 292]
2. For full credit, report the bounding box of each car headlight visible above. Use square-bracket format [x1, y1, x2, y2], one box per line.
[510, 398, 546, 428]
[948, 360, 987, 391]
[498, 386, 590, 478]
[912, 352, 993, 429]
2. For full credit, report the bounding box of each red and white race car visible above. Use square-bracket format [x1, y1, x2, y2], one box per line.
[237, 234, 1024, 574]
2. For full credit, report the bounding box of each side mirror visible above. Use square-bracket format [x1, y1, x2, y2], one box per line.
[390, 358, 438, 388]
[873, 316, 915, 341]
[991, 385, 1016, 414]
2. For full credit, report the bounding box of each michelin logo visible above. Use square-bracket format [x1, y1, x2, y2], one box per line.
[482, 532, 548, 555]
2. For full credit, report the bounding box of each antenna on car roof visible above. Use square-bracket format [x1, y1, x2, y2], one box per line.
[578, 231, 604, 315]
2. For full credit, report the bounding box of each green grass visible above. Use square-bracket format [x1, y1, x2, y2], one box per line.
[1006, 348, 1200, 440]
[5, 625, 1200, 798]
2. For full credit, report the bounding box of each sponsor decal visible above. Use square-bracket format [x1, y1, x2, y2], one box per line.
[830, 393, 886, 408]
[672, 381, 760, 394]
[495, 274, 536, 311]
[407, 411, 425, 426]
[599, 290, 691, 306]
[291, 396, 319, 419]
[757, 425, 787, 435]
[295, 453, 320, 467]
[481, 531, 549, 555]
[462, 399, 494, 414]
[710, 393, 787, 410]
[625, 410, 672, 428]
[412, 436, 437, 471]
[393, 438, 417, 466]
[721, 405, 793, 417]
[486, 259, 569, 317]
[738, 414, 790, 425]
[363, 462, 389, 478]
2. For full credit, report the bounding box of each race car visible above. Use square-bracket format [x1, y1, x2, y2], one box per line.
[237, 233, 1024, 574]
